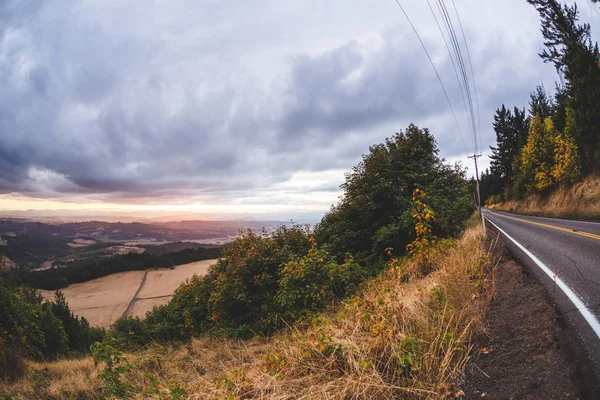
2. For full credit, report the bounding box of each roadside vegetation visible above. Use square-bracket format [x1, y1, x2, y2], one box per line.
[1, 212, 491, 399]
[490, 174, 600, 220]
[479, 0, 600, 219]
[1, 123, 484, 398]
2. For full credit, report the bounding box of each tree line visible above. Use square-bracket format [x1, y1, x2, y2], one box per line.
[480, 0, 600, 203]
[14, 246, 222, 290]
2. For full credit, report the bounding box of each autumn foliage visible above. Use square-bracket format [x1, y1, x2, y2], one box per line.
[405, 188, 437, 272]
[481, 0, 598, 204]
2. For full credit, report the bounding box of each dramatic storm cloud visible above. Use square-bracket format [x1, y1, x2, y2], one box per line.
[0, 0, 597, 213]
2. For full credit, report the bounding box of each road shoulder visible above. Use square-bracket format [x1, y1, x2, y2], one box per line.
[461, 248, 585, 399]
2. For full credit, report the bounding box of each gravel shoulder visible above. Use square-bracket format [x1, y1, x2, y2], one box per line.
[461, 242, 594, 399]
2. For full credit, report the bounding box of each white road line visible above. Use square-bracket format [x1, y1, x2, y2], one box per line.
[486, 217, 600, 339]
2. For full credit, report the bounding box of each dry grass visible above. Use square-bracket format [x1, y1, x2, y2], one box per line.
[490, 175, 600, 221]
[39, 270, 146, 328]
[38, 259, 218, 327]
[1, 225, 493, 399]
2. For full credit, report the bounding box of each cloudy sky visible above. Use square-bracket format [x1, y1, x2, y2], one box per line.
[0, 0, 598, 220]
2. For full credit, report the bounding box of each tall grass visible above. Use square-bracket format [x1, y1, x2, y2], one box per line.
[1, 224, 493, 399]
[491, 175, 600, 221]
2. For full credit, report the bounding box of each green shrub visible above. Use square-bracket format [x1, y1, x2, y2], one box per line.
[112, 317, 152, 348]
[145, 273, 215, 342]
[204, 226, 310, 337]
[91, 336, 134, 397]
[136, 226, 311, 340]
[276, 240, 366, 321]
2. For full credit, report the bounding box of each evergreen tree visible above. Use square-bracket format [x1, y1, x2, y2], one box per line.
[489, 105, 529, 195]
[528, 0, 600, 173]
[529, 85, 553, 119]
[478, 169, 504, 204]
[551, 83, 568, 132]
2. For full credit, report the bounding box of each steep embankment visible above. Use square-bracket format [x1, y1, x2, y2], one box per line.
[490, 175, 600, 221]
[2, 225, 492, 399]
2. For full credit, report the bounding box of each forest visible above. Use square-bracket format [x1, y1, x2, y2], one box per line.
[479, 0, 600, 203]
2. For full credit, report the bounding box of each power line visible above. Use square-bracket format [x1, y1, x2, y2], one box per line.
[425, 0, 473, 149]
[450, 0, 482, 153]
[392, 0, 483, 213]
[391, 0, 469, 154]
[418, 0, 483, 217]
[436, 0, 478, 153]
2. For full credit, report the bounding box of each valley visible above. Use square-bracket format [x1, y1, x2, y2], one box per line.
[0, 218, 279, 270]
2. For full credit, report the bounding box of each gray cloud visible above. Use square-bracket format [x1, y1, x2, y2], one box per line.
[0, 0, 597, 206]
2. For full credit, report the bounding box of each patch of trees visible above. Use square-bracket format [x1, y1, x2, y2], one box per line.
[1, 232, 72, 269]
[481, 0, 600, 203]
[16, 246, 222, 290]
[142, 241, 211, 255]
[111, 124, 475, 344]
[315, 124, 474, 264]
[0, 270, 104, 380]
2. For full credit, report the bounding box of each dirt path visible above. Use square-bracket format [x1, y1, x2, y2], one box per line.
[120, 259, 216, 320]
[461, 254, 589, 398]
[120, 270, 148, 319]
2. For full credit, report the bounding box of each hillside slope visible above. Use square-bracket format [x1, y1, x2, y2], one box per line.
[489, 175, 600, 221]
[2, 225, 492, 399]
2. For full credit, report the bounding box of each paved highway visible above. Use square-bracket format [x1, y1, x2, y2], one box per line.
[483, 209, 600, 385]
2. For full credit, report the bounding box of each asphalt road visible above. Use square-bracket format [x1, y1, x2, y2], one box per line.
[483, 209, 600, 385]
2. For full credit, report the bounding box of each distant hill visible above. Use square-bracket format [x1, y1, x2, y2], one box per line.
[0, 218, 283, 269]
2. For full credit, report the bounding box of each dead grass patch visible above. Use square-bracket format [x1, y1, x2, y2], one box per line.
[491, 175, 600, 220]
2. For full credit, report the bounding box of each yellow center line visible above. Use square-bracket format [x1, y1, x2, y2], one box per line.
[486, 211, 600, 241]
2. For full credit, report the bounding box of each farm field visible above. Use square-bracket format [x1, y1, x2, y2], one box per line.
[40, 259, 217, 328]
[40, 271, 145, 328]
[129, 259, 216, 318]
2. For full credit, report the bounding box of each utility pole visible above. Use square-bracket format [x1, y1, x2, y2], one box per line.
[468, 153, 484, 226]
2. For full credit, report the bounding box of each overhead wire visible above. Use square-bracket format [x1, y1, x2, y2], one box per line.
[391, 0, 469, 154]
[436, 0, 478, 153]
[450, 0, 482, 153]
[425, 0, 472, 148]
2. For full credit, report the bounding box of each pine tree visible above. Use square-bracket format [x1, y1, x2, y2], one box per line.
[551, 83, 568, 133]
[529, 85, 553, 119]
[528, 0, 600, 173]
[489, 105, 529, 196]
